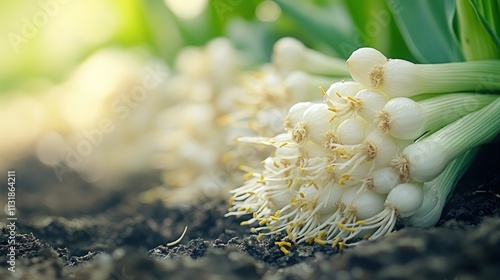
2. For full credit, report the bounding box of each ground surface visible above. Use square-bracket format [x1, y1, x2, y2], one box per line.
[1, 140, 499, 280]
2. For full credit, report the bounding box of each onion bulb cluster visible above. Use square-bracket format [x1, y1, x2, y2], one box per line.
[142, 37, 350, 205]
[227, 47, 500, 249]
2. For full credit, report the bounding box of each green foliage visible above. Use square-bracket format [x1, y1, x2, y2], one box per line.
[457, 0, 500, 60]
[344, 0, 412, 60]
[387, 0, 464, 63]
[469, 0, 500, 47]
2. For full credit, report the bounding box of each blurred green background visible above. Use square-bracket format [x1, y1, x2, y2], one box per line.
[3, 0, 499, 97]
[0, 0, 422, 96]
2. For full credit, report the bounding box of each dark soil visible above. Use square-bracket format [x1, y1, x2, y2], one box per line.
[1, 140, 499, 280]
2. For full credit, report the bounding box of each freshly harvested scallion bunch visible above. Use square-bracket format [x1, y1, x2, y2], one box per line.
[347, 47, 500, 97]
[227, 46, 500, 250]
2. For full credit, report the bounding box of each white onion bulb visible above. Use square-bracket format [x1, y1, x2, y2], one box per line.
[285, 102, 313, 130]
[268, 188, 295, 211]
[371, 167, 400, 194]
[318, 183, 345, 213]
[379, 59, 422, 97]
[386, 182, 424, 218]
[402, 141, 448, 182]
[302, 103, 333, 145]
[377, 97, 425, 140]
[346, 48, 387, 88]
[352, 189, 386, 220]
[364, 129, 398, 166]
[325, 81, 364, 106]
[272, 37, 305, 75]
[354, 89, 388, 122]
[336, 117, 368, 145]
[303, 140, 325, 158]
[340, 186, 359, 206]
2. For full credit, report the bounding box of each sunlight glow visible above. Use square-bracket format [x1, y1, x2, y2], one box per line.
[164, 0, 207, 20]
[256, 1, 281, 22]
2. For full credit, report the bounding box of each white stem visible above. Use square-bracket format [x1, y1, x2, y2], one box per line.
[418, 93, 498, 132]
[418, 61, 500, 94]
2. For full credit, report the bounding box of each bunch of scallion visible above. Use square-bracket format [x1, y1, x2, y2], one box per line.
[226, 0, 500, 250]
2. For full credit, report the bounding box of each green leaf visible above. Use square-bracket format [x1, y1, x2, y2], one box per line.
[274, 0, 359, 58]
[387, 0, 464, 63]
[207, 0, 263, 36]
[344, 0, 414, 60]
[444, 0, 463, 52]
[344, 0, 391, 53]
[468, 0, 500, 48]
[456, 0, 500, 60]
